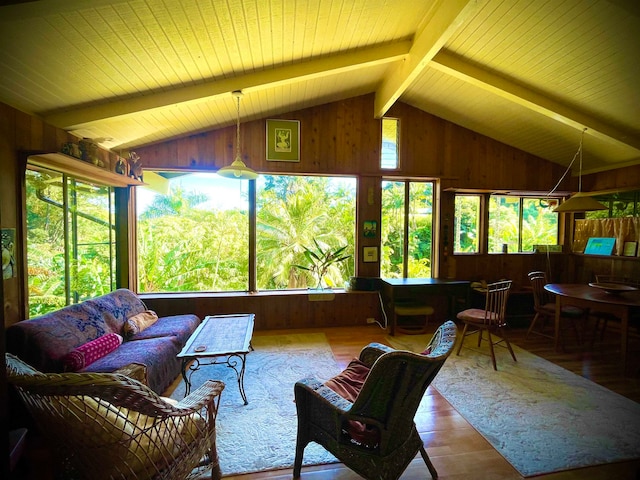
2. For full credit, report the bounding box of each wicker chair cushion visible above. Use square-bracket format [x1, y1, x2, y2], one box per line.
[61, 333, 123, 372]
[54, 395, 205, 480]
[123, 310, 159, 339]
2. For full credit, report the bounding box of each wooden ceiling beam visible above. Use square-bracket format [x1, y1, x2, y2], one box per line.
[430, 51, 640, 153]
[373, 0, 478, 119]
[44, 41, 411, 130]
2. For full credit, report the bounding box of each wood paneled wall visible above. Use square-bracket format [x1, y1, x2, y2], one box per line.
[142, 291, 382, 330]
[136, 94, 569, 194]
[2, 95, 638, 331]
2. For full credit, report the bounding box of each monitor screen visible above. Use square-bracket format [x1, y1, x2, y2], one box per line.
[584, 237, 615, 255]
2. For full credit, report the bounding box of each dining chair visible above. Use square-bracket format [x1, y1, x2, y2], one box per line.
[527, 271, 585, 346]
[590, 275, 640, 344]
[456, 280, 516, 370]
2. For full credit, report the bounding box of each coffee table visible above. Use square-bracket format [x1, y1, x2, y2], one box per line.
[178, 313, 255, 404]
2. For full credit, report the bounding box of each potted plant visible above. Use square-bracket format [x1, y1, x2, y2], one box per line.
[294, 239, 350, 291]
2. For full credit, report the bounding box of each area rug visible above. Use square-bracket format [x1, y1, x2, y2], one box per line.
[388, 333, 640, 477]
[169, 333, 340, 476]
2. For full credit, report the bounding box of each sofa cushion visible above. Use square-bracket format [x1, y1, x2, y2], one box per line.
[62, 333, 123, 372]
[127, 314, 200, 345]
[85, 288, 149, 334]
[84, 336, 185, 394]
[123, 310, 159, 339]
[6, 302, 108, 372]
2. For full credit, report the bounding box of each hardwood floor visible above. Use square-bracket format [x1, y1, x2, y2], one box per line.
[227, 320, 640, 480]
[13, 319, 640, 480]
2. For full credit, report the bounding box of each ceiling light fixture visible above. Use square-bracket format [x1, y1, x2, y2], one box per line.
[552, 128, 607, 213]
[217, 90, 258, 180]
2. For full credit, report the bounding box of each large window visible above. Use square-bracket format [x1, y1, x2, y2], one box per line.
[26, 167, 116, 317]
[136, 173, 356, 293]
[488, 196, 559, 253]
[381, 117, 399, 169]
[586, 190, 640, 219]
[454, 195, 480, 253]
[256, 175, 356, 290]
[381, 180, 434, 278]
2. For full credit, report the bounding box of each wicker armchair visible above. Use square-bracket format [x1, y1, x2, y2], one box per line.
[6, 353, 224, 480]
[293, 320, 457, 480]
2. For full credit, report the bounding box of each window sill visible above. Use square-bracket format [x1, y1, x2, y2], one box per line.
[138, 288, 379, 300]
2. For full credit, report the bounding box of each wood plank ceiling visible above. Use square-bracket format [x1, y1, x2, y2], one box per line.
[0, 0, 638, 174]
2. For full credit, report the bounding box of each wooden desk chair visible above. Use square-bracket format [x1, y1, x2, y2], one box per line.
[456, 280, 516, 370]
[6, 353, 225, 480]
[527, 271, 585, 346]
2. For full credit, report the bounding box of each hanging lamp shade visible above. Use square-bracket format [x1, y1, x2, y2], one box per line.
[553, 128, 607, 213]
[217, 90, 258, 180]
[553, 192, 607, 213]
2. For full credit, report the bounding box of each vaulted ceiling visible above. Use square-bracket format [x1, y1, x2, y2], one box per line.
[1, 0, 639, 174]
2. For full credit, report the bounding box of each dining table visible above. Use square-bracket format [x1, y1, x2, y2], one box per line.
[544, 283, 640, 368]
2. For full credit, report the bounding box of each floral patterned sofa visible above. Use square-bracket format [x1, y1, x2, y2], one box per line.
[6, 289, 200, 394]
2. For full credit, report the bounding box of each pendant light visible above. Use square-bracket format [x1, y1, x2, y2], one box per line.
[553, 128, 607, 213]
[217, 90, 258, 180]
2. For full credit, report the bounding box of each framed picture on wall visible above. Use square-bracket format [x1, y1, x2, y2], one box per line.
[363, 246, 378, 263]
[266, 119, 300, 162]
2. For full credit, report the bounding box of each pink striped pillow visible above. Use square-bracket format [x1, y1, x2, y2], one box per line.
[62, 333, 123, 372]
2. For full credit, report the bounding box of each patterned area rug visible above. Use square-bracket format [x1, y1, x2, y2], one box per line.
[388, 333, 640, 477]
[169, 333, 340, 476]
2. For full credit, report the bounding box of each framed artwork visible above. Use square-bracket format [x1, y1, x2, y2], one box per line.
[623, 241, 637, 257]
[266, 119, 300, 162]
[362, 246, 378, 263]
[363, 220, 377, 238]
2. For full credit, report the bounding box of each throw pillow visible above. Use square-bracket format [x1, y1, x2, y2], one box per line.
[324, 358, 379, 449]
[62, 333, 123, 372]
[123, 310, 159, 339]
[324, 357, 370, 402]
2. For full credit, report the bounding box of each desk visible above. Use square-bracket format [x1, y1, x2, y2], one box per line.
[544, 284, 640, 368]
[381, 278, 470, 335]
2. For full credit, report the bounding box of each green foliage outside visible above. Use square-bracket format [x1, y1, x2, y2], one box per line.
[26, 170, 115, 317]
[381, 181, 433, 278]
[488, 196, 558, 253]
[136, 174, 355, 293]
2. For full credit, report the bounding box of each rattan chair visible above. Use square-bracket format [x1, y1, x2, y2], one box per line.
[6, 353, 224, 480]
[456, 280, 516, 370]
[293, 320, 457, 480]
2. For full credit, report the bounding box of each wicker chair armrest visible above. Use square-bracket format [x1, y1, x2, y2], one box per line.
[113, 362, 148, 385]
[175, 380, 225, 412]
[359, 343, 395, 367]
[295, 376, 353, 412]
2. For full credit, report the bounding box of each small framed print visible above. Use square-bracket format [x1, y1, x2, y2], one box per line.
[363, 220, 377, 238]
[363, 246, 378, 263]
[623, 241, 637, 257]
[266, 119, 300, 162]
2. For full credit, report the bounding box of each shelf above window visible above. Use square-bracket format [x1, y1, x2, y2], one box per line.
[27, 153, 144, 187]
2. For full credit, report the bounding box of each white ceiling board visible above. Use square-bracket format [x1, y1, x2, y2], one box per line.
[0, 0, 637, 174]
